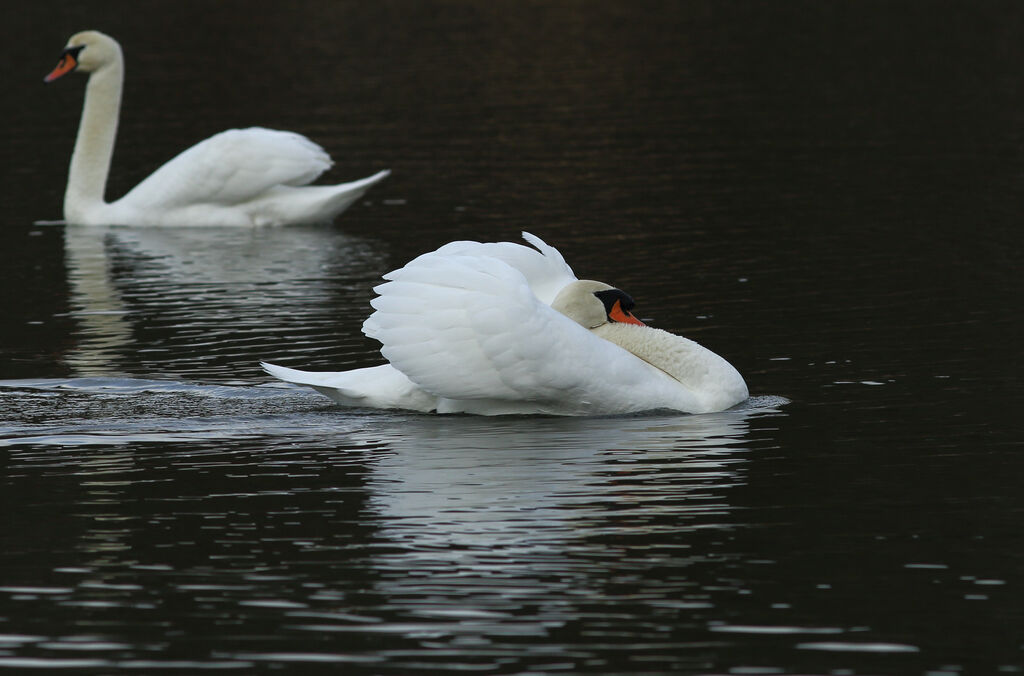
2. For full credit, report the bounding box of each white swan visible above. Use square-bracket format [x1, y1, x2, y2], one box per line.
[45, 30, 389, 226]
[262, 233, 748, 415]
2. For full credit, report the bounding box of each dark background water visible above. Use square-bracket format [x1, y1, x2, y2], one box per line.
[1, 1, 1022, 674]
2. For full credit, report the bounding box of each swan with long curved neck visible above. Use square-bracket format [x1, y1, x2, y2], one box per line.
[261, 233, 749, 415]
[45, 30, 389, 226]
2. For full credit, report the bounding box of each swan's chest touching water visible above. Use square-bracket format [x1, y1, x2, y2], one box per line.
[590, 323, 748, 411]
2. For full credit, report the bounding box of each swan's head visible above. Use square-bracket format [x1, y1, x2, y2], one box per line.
[44, 31, 122, 82]
[551, 280, 646, 329]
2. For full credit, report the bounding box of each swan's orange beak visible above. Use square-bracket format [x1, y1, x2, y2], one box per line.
[609, 300, 645, 326]
[44, 48, 81, 83]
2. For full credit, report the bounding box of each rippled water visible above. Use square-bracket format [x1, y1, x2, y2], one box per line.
[57, 225, 388, 380]
[0, 378, 786, 672]
[2, 2, 1023, 674]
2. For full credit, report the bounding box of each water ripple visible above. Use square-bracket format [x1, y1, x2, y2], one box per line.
[0, 374, 787, 671]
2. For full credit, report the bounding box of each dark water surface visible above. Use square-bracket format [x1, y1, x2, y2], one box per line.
[2, 2, 1022, 674]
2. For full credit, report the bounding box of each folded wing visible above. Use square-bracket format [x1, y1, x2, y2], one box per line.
[120, 127, 332, 209]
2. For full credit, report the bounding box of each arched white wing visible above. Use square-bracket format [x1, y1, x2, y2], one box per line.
[362, 236, 685, 413]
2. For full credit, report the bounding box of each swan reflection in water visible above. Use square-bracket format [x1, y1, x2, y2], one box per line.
[337, 401, 782, 619]
[61, 225, 388, 376]
[361, 407, 764, 543]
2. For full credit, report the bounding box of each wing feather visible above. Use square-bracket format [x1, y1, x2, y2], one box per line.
[119, 127, 332, 209]
[383, 233, 576, 302]
[362, 239, 655, 407]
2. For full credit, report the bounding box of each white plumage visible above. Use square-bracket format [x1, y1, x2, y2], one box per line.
[46, 31, 388, 226]
[263, 233, 748, 415]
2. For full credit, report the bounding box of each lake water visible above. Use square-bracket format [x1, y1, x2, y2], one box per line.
[1, 2, 1022, 674]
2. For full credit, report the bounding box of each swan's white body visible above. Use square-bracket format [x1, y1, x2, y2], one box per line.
[263, 233, 748, 415]
[47, 31, 389, 226]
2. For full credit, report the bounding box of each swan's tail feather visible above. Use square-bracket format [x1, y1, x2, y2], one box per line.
[337, 169, 391, 193]
[262, 361, 332, 388]
[261, 361, 437, 411]
[260, 169, 390, 225]
[262, 361, 372, 405]
[319, 169, 392, 221]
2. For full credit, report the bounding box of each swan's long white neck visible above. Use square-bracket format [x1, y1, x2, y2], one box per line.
[593, 322, 748, 407]
[65, 48, 123, 221]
